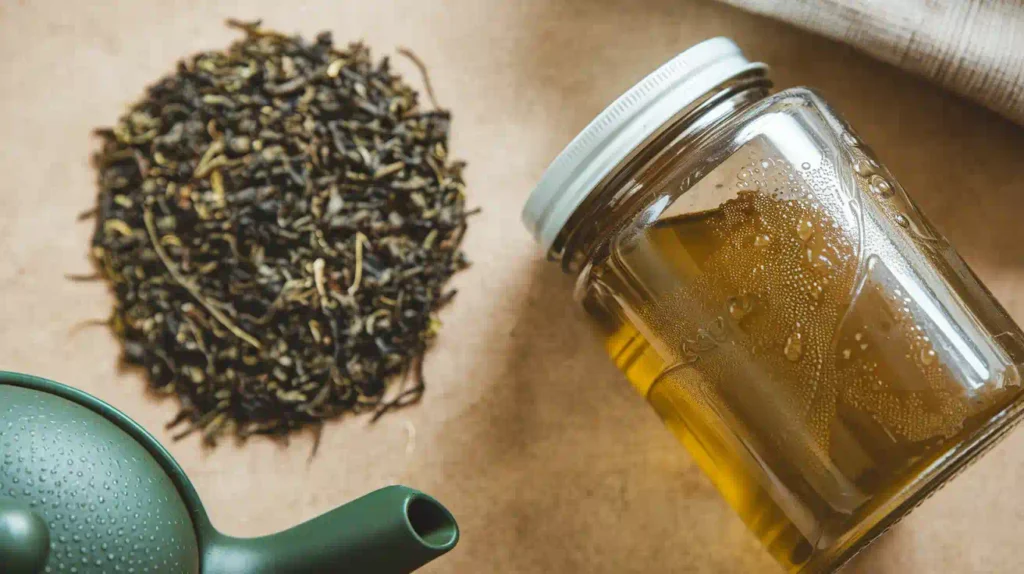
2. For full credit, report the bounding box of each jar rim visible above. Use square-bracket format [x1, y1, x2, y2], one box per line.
[521, 37, 766, 252]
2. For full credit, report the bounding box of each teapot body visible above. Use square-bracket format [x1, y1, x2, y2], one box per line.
[0, 372, 459, 574]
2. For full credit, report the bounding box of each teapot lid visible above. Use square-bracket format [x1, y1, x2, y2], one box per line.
[0, 381, 199, 573]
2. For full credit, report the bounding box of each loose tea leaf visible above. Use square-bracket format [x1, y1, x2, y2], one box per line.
[87, 20, 471, 444]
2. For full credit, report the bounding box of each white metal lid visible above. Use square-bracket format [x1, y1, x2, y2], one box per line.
[522, 37, 765, 251]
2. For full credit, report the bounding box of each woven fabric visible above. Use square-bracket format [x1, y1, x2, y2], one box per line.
[719, 0, 1024, 126]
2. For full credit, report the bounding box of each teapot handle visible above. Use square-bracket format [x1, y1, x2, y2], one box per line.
[0, 496, 50, 574]
[201, 485, 458, 574]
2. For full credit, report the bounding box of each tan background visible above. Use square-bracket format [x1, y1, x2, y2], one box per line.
[2, 0, 1023, 572]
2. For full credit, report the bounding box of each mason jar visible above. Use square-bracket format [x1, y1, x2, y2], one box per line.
[522, 38, 1024, 572]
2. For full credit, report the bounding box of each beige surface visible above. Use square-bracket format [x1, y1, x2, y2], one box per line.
[2, 1, 1024, 572]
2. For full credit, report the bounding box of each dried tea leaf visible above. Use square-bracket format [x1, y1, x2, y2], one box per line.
[87, 21, 473, 445]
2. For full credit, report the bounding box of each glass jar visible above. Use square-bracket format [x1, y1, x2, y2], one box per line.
[522, 38, 1024, 572]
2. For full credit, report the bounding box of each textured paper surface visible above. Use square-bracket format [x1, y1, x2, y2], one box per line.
[719, 0, 1024, 127]
[1, 1, 1024, 572]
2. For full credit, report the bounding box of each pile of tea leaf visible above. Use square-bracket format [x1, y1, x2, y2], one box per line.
[88, 20, 470, 444]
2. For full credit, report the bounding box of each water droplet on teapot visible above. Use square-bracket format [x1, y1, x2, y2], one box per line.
[754, 234, 771, 248]
[921, 348, 936, 365]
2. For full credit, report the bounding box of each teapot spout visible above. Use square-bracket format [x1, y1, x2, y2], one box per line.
[202, 485, 458, 574]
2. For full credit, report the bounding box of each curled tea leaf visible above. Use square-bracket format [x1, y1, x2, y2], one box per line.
[87, 21, 473, 446]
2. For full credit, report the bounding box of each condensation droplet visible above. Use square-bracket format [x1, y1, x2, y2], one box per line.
[727, 293, 757, 322]
[854, 159, 874, 176]
[841, 131, 859, 146]
[813, 254, 834, 274]
[784, 332, 803, 362]
[869, 174, 893, 198]
[842, 348, 852, 360]
[801, 162, 811, 170]
[921, 348, 936, 366]
[754, 234, 771, 248]
[894, 214, 909, 228]
[797, 220, 814, 242]
[809, 284, 823, 301]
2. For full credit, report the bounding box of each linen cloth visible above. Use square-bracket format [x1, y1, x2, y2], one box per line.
[719, 0, 1024, 126]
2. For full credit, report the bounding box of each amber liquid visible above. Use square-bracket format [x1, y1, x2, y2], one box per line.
[580, 145, 1024, 571]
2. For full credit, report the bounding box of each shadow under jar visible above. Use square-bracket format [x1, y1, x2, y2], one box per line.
[522, 38, 1024, 572]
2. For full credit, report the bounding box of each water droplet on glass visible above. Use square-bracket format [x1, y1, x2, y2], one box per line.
[921, 348, 936, 366]
[809, 283, 823, 301]
[869, 174, 893, 197]
[813, 254, 833, 274]
[841, 132, 859, 146]
[854, 159, 874, 176]
[801, 162, 812, 170]
[894, 214, 909, 228]
[784, 332, 803, 362]
[797, 220, 814, 242]
[727, 293, 756, 322]
[842, 348, 852, 360]
[754, 234, 771, 248]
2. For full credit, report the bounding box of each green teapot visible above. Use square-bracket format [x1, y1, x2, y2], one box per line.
[0, 372, 459, 573]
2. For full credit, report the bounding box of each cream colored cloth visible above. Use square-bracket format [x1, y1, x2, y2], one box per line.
[719, 0, 1024, 126]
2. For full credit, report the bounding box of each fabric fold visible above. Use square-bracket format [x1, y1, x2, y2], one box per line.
[719, 0, 1024, 126]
